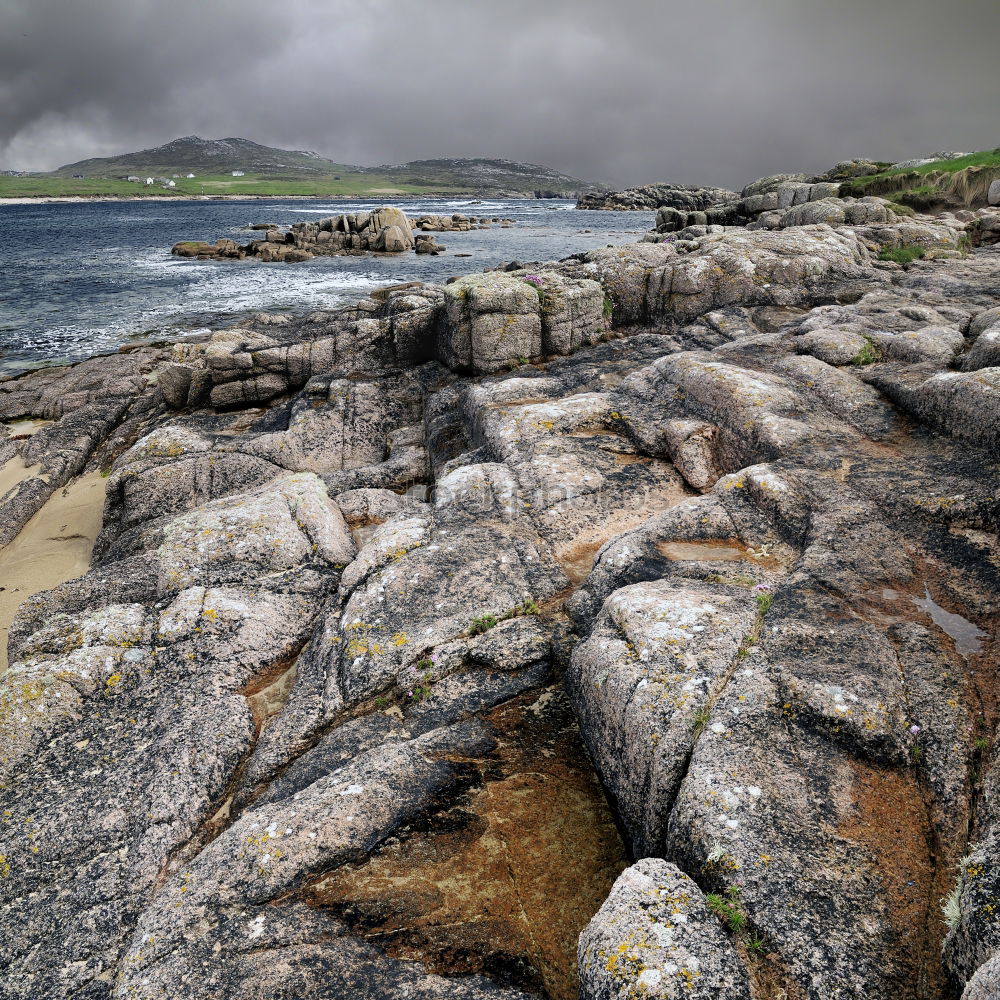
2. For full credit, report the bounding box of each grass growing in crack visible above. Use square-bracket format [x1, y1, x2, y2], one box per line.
[878, 245, 926, 265]
[469, 598, 541, 636]
[974, 736, 992, 752]
[732, 584, 774, 663]
[405, 658, 435, 703]
[692, 706, 711, 737]
[850, 336, 881, 366]
[911, 744, 924, 764]
[602, 294, 614, 320]
[706, 885, 747, 933]
[942, 884, 962, 930]
[744, 934, 767, 954]
[469, 614, 499, 635]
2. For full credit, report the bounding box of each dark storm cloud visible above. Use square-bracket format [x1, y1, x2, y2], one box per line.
[3, 0, 999, 189]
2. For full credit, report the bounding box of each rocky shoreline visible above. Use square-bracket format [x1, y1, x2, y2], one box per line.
[2, 184, 1000, 999]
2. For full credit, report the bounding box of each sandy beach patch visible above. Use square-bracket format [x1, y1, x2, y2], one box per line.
[0, 468, 107, 672]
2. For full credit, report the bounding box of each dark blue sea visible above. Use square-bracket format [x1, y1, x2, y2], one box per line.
[0, 197, 650, 375]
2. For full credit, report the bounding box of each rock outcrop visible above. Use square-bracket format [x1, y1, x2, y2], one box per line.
[3, 202, 1000, 1000]
[172, 210, 516, 262]
[576, 183, 739, 212]
[413, 213, 514, 231]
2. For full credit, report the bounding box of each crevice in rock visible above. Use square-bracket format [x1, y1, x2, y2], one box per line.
[296, 685, 629, 1000]
[164, 638, 313, 871]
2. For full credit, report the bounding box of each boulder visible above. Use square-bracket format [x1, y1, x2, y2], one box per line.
[568, 579, 758, 856]
[739, 172, 809, 198]
[440, 272, 543, 372]
[798, 328, 870, 365]
[579, 859, 753, 1000]
[376, 224, 410, 252]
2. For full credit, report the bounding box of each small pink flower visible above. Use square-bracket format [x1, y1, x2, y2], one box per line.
[910, 725, 921, 735]
[753, 583, 772, 593]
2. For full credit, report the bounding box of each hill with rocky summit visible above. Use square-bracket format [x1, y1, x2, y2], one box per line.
[2, 169, 1000, 1000]
[51, 135, 354, 177]
[46, 135, 603, 197]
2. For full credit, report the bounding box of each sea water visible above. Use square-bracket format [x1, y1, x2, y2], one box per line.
[0, 198, 650, 374]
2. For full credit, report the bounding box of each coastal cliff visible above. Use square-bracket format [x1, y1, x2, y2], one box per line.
[2, 188, 1000, 1000]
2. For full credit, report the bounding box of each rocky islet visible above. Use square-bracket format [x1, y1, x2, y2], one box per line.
[171, 207, 517, 262]
[1, 168, 1000, 1000]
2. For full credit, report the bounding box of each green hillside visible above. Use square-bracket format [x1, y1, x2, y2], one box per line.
[1, 135, 603, 199]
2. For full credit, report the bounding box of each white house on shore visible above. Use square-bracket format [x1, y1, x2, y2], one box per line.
[231, 170, 245, 177]
[186, 173, 195, 178]
[145, 177, 154, 185]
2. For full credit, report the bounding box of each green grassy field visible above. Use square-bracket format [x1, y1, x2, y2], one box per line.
[0, 172, 480, 199]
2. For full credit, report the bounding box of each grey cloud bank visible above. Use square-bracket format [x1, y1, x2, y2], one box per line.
[2, 0, 999, 188]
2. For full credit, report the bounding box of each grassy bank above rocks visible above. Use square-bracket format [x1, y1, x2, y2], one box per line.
[840, 148, 1000, 210]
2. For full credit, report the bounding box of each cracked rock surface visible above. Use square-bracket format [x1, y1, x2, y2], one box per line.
[2, 208, 1000, 1000]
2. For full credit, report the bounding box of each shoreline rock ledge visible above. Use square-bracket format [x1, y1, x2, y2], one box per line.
[2, 199, 1000, 1000]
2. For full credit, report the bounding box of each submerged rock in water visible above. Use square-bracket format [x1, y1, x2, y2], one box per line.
[3, 202, 1000, 1000]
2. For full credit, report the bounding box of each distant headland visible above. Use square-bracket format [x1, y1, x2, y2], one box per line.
[0, 135, 606, 202]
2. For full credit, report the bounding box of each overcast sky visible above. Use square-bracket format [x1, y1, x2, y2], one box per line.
[3, 0, 999, 189]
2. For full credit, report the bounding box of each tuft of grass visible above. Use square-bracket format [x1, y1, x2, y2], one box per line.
[744, 934, 767, 954]
[942, 885, 962, 930]
[706, 885, 747, 933]
[469, 599, 541, 635]
[850, 336, 881, 366]
[693, 706, 711, 736]
[911, 744, 924, 764]
[886, 199, 918, 216]
[469, 614, 499, 636]
[602, 294, 614, 320]
[405, 660, 436, 703]
[878, 245, 926, 265]
[406, 681, 433, 703]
